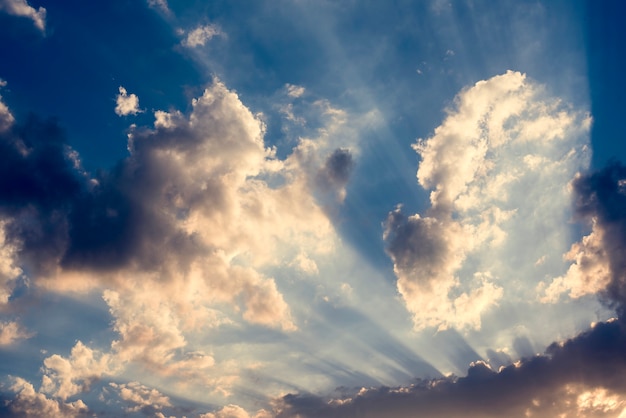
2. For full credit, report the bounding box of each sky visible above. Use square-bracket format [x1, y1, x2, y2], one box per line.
[0, 0, 626, 417]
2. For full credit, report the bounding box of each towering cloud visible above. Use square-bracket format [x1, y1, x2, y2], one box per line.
[0, 79, 351, 409]
[384, 71, 591, 330]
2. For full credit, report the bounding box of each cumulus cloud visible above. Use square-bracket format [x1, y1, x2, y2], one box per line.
[0, 0, 46, 32]
[182, 24, 222, 47]
[384, 71, 591, 330]
[0, 79, 347, 401]
[6, 377, 88, 418]
[114, 86, 142, 116]
[110, 381, 171, 413]
[41, 341, 113, 400]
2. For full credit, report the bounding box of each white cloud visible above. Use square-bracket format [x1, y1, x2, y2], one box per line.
[384, 71, 591, 330]
[285, 84, 305, 98]
[182, 24, 223, 47]
[0, 320, 32, 345]
[7, 377, 88, 418]
[41, 341, 113, 400]
[114, 86, 142, 116]
[110, 381, 172, 412]
[147, 0, 170, 14]
[0, 0, 46, 32]
[539, 220, 611, 302]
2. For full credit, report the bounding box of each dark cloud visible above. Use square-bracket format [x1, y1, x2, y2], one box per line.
[276, 319, 626, 418]
[572, 162, 626, 313]
[0, 112, 204, 278]
[315, 148, 354, 203]
[382, 208, 447, 287]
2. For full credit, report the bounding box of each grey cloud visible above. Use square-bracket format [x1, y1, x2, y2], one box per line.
[315, 148, 354, 204]
[572, 163, 626, 313]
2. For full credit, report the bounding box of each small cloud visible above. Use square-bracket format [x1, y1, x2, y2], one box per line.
[147, 0, 170, 15]
[0, 0, 46, 32]
[286, 84, 305, 98]
[182, 24, 223, 47]
[115, 86, 142, 116]
[0, 321, 33, 345]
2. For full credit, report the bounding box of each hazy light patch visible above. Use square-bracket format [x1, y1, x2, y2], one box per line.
[385, 71, 592, 331]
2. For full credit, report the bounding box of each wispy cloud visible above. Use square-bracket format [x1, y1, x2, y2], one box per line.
[182, 24, 223, 47]
[0, 0, 46, 32]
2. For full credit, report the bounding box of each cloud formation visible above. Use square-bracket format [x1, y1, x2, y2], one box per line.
[274, 148, 626, 418]
[275, 318, 626, 418]
[183, 24, 223, 47]
[0, 77, 353, 411]
[114, 86, 142, 116]
[0, 0, 46, 32]
[541, 163, 626, 310]
[384, 71, 591, 330]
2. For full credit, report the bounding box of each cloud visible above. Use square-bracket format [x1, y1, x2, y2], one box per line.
[541, 163, 626, 312]
[147, 0, 170, 15]
[114, 86, 142, 116]
[0, 320, 32, 345]
[274, 318, 626, 417]
[0, 81, 15, 131]
[182, 24, 223, 47]
[0, 78, 347, 401]
[41, 341, 113, 401]
[0, 0, 46, 32]
[383, 71, 591, 330]
[5, 377, 88, 418]
[109, 381, 171, 413]
[200, 404, 272, 418]
[286, 84, 306, 98]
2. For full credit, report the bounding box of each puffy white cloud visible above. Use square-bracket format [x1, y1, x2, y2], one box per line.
[7, 377, 88, 418]
[114, 86, 142, 116]
[539, 221, 611, 302]
[41, 341, 113, 400]
[0, 0, 46, 32]
[110, 381, 172, 412]
[384, 71, 591, 330]
[183, 24, 223, 47]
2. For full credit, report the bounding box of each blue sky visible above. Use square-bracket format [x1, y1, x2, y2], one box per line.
[1, 1, 626, 417]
